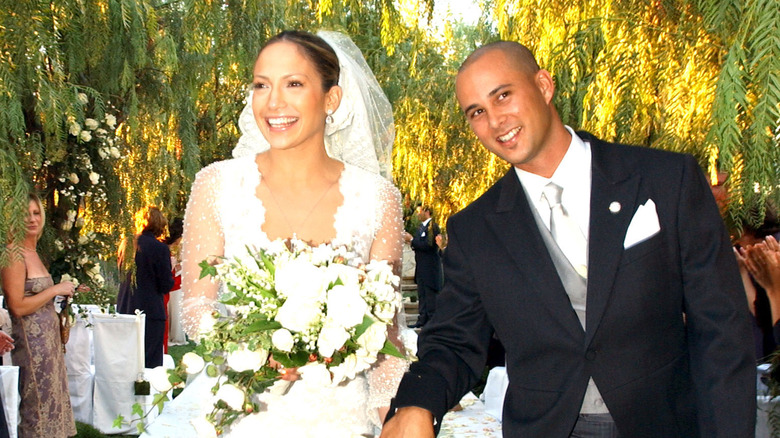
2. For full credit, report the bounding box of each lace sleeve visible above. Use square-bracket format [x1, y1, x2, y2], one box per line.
[181, 164, 225, 340]
[366, 179, 410, 425]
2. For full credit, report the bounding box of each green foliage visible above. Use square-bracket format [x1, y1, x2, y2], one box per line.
[1, 0, 778, 273]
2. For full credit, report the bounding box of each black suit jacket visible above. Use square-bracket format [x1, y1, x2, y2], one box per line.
[411, 220, 443, 289]
[117, 231, 174, 320]
[390, 134, 756, 437]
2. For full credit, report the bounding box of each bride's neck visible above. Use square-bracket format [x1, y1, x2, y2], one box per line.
[258, 148, 340, 186]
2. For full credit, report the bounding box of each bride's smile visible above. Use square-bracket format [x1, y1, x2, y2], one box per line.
[251, 40, 342, 153]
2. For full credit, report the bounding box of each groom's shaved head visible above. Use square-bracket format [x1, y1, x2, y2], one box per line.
[458, 41, 540, 77]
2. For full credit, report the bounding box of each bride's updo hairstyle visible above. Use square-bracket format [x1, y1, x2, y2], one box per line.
[261, 30, 340, 92]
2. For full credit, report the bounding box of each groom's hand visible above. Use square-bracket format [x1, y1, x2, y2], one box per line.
[380, 406, 435, 438]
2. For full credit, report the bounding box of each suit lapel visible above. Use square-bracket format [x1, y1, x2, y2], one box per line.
[584, 137, 642, 346]
[486, 171, 584, 340]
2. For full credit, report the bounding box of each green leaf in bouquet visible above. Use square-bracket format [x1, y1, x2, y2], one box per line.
[242, 317, 282, 334]
[206, 364, 218, 377]
[258, 250, 276, 276]
[353, 315, 375, 338]
[199, 259, 218, 279]
[379, 339, 404, 358]
[273, 350, 310, 368]
[131, 403, 144, 418]
[219, 290, 238, 305]
[136, 422, 145, 434]
[212, 355, 226, 365]
[153, 392, 170, 414]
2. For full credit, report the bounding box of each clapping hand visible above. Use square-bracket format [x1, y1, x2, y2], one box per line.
[742, 236, 780, 293]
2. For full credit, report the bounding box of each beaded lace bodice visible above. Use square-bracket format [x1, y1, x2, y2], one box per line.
[180, 154, 408, 432]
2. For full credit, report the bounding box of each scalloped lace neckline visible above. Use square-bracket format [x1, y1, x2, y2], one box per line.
[249, 157, 349, 246]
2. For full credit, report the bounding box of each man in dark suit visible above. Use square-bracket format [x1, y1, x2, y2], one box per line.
[405, 205, 443, 328]
[382, 41, 755, 437]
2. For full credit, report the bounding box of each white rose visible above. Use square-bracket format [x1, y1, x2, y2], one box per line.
[68, 173, 80, 184]
[181, 352, 205, 374]
[226, 345, 268, 372]
[59, 274, 79, 287]
[374, 301, 397, 322]
[104, 113, 117, 128]
[271, 328, 294, 352]
[93, 274, 105, 286]
[54, 239, 64, 251]
[78, 235, 89, 245]
[77, 93, 89, 105]
[84, 118, 99, 130]
[87, 264, 101, 279]
[357, 322, 387, 353]
[274, 260, 327, 301]
[198, 311, 216, 336]
[215, 383, 245, 410]
[330, 354, 360, 384]
[326, 284, 368, 328]
[89, 171, 100, 185]
[109, 146, 121, 158]
[190, 417, 217, 438]
[325, 263, 363, 288]
[95, 128, 108, 136]
[60, 221, 73, 231]
[98, 147, 108, 159]
[298, 362, 331, 387]
[275, 297, 321, 332]
[69, 122, 81, 136]
[79, 130, 92, 142]
[317, 322, 350, 358]
[77, 255, 89, 266]
[147, 366, 173, 392]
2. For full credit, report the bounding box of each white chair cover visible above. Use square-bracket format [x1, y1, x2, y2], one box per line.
[482, 366, 508, 421]
[0, 366, 19, 438]
[91, 312, 147, 433]
[65, 316, 94, 424]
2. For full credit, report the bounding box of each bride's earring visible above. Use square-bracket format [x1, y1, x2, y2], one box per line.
[326, 109, 334, 124]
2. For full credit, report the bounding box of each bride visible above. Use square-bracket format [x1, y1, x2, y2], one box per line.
[179, 30, 408, 436]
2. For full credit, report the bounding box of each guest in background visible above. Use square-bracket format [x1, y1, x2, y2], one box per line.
[117, 206, 174, 368]
[734, 207, 780, 361]
[1, 194, 76, 437]
[165, 218, 186, 346]
[404, 205, 442, 328]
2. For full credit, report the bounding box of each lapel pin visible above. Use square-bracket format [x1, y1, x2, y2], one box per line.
[609, 202, 621, 214]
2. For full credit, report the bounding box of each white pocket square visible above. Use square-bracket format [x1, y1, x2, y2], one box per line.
[623, 199, 661, 249]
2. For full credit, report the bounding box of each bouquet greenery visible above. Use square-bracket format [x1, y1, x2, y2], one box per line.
[120, 238, 405, 435]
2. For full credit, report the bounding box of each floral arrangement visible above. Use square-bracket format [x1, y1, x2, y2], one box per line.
[44, 92, 124, 308]
[120, 239, 405, 435]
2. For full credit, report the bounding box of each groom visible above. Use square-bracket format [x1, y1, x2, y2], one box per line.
[382, 41, 756, 437]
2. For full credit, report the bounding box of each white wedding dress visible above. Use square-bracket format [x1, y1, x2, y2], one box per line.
[176, 154, 409, 437]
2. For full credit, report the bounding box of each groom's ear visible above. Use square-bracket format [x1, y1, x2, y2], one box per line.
[326, 85, 343, 113]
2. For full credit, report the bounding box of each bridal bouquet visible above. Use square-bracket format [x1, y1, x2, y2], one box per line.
[124, 239, 405, 435]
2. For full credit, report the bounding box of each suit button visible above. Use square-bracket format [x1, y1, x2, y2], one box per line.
[585, 349, 597, 361]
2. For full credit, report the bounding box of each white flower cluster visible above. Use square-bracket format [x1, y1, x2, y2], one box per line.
[183, 239, 404, 434]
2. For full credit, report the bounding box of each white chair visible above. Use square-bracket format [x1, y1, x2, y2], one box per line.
[0, 366, 19, 438]
[482, 366, 508, 421]
[64, 316, 94, 424]
[91, 312, 151, 433]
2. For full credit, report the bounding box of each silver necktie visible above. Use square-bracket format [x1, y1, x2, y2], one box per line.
[542, 182, 588, 278]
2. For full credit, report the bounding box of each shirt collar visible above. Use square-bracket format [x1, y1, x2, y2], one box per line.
[514, 126, 589, 202]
